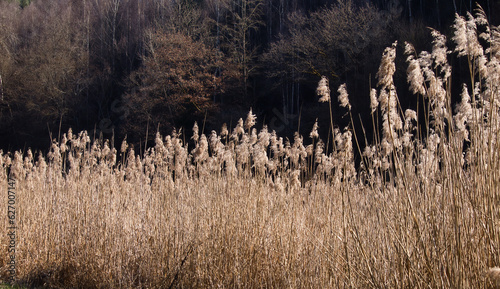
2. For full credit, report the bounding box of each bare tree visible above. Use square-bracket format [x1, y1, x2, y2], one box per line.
[262, 0, 390, 116]
[222, 0, 263, 99]
[123, 30, 226, 137]
[0, 0, 88, 143]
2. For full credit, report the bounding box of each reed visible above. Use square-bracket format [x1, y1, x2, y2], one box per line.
[1, 6, 500, 288]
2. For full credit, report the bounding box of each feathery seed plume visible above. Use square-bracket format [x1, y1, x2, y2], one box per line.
[233, 118, 245, 138]
[245, 108, 257, 131]
[377, 41, 397, 89]
[370, 88, 379, 113]
[453, 12, 483, 58]
[121, 136, 128, 153]
[337, 83, 351, 109]
[430, 29, 450, 75]
[193, 134, 209, 163]
[314, 139, 324, 163]
[405, 42, 426, 95]
[404, 109, 417, 125]
[317, 76, 330, 102]
[192, 121, 199, 142]
[250, 128, 258, 145]
[310, 119, 319, 139]
[258, 126, 270, 147]
[452, 13, 467, 56]
[221, 123, 228, 137]
[67, 128, 73, 142]
[454, 84, 472, 141]
[60, 134, 68, 153]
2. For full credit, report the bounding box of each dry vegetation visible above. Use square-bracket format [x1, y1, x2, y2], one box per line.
[2, 7, 500, 289]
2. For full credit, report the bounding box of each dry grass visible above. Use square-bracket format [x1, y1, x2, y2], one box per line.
[2, 7, 500, 288]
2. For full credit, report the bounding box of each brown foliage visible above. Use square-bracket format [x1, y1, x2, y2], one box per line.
[123, 30, 224, 138]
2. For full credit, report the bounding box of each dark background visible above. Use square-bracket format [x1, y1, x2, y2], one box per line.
[0, 0, 497, 153]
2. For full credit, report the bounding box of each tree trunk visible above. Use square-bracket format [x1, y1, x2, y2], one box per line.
[408, 0, 412, 23]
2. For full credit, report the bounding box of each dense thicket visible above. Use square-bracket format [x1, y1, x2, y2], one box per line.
[3, 8, 500, 286]
[0, 0, 498, 151]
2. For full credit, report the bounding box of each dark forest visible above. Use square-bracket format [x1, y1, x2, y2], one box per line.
[0, 0, 498, 152]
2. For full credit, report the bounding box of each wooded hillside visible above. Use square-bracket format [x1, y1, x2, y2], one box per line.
[0, 0, 497, 151]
